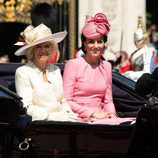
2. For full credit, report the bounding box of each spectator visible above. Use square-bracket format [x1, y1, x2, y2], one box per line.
[0, 54, 10, 63]
[108, 50, 132, 74]
[123, 16, 157, 81]
[148, 24, 158, 50]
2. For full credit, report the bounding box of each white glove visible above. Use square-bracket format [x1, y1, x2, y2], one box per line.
[61, 102, 79, 122]
[60, 99, 77, 114]
[50, 98, 78, 122]
[66, 112, 79, 122]
[122, 71, 141, 81]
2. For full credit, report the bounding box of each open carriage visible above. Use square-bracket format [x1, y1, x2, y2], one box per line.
[0, 62, 156, 158]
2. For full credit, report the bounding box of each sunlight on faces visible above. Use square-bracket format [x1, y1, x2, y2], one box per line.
[84, 38, 105, 58]
[134, 37, 148, 49]
[32, 42, 55, 61]
[134, 39, 144, 48]
[25, 41, 57, 61]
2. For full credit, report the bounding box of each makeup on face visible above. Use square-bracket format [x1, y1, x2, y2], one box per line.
[35, 42, 53, 53]
[85, 38, 105, 53]
[87, 38, 104, 46]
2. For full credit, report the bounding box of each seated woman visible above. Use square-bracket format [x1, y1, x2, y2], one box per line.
[14, 23, 78, 121]
[63, 13, 135, 125]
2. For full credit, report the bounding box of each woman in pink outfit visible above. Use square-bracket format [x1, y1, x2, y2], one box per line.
[63, 13, 135, 125]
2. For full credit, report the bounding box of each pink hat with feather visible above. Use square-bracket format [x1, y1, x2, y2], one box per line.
[82, 13, 111, 40]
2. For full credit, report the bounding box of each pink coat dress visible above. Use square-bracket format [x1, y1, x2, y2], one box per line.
[63, 57, 135, 125]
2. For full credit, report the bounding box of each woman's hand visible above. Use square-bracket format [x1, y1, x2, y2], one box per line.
[47, 111, 79, 122]
[67, 112, 79, 122]
[91, 112, 117, 120]
[106, 112, 118, 119]
[60, 99, 79, 120]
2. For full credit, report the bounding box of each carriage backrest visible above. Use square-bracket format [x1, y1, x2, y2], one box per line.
[0, 63, 147, 116]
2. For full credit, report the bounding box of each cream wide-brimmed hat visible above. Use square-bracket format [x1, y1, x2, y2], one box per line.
[14, 23, 67, 56]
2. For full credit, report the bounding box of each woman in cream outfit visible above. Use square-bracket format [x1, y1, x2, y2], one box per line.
[15, 23, 78, 121]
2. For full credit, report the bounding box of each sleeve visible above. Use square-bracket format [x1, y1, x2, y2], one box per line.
[15, 68, 48, 120]
[63, 60, 98, 118]
[135, 73, 155, 96]
[102, 63, 116, 113]
[143, 47, 154, 73]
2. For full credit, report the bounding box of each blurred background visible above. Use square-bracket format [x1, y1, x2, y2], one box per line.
[0, 0, 157, 63]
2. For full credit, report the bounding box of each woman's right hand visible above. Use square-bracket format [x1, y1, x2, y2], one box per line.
[48, 111, 79, 122]
[67, 112, 79, 122]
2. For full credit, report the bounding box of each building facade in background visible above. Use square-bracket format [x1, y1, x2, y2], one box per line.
[78, 0, 146, 60]
[0, 0, 152, 62]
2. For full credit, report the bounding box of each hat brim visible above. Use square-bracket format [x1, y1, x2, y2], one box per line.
[14, 31, 67, 56]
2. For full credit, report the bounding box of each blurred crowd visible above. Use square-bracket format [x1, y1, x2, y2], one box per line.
[1, 11, 158, 84]
[0, 54, 27, 64]
[74, 16, 158, 82]
[110, 20, 158, 82]
[0, 54, 10, 63]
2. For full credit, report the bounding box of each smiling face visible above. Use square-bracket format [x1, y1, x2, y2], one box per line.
[32, 41, 54, 61]
[84, 37, 105, 59]
[32, 42, 55, 69]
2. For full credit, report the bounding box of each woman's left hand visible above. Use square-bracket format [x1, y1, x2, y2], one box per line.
[106, 112, 118, 119]
[91, 112, 117, 120]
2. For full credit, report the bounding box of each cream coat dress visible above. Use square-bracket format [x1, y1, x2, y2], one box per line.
[15, 61, 78, 121]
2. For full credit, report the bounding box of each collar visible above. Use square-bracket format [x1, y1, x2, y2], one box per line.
[27, 61, 51, 74]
